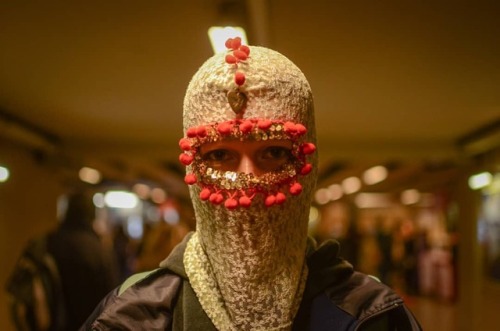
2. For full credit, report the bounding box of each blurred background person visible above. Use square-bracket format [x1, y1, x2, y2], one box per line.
[47, 190, 120, 330]
[6, 189, 120, 331]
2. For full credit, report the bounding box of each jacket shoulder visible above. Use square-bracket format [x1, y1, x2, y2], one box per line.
[311, 272, 421, 330]
[80, 268, 182, 330]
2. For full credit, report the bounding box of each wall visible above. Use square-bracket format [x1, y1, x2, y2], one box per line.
[0, 141, 63, 331]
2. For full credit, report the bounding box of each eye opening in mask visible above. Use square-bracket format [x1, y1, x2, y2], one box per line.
[178, 118, 316, 208]
[199, 139, 295, 175]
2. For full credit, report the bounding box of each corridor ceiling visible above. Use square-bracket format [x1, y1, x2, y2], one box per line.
[1, 1, 499, 197]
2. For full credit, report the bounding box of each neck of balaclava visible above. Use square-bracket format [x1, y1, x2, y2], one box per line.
[193, 194, 309, 330]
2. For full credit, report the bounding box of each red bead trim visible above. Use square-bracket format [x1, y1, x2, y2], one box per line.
[225, 37, 251, 114]
[179, 118, 315, 210]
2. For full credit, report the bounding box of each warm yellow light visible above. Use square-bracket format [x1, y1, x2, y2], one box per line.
[0, 166, 10, 182]
[342, 176, 362, 194]
[208, 26, 248, 54]
[468, 172, 492, 190]
[151, 188, 167, 204]
[401, 189, 420, 205]
[133, 183, 151, 199]
[79, 167, 101, 184]
[309, 206, 319, 223]
[328, 184, 343, 200]
[363, 165, 388, 185]
[314, 188, 331, 205]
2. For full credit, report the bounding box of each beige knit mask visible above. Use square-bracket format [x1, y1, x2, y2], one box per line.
[180, 39, 318, 330]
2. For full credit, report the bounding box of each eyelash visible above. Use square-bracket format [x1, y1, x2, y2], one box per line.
[202, 150, 231, 162]
[261, 147, 292, 159]
[201, 146, 292, 162]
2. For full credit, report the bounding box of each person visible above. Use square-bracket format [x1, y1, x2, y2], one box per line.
[81, 38, 421, 330]
[47, 190, 119, 330]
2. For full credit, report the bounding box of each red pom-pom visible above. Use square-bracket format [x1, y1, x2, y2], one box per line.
[284, 121, 296, 134]
[233, 50, 248, 61]
[239, 195, 252, 207]
[239, 45, 250, 55]
[301, 143, 316, 155]
[209, 193, 224, 205]
[196, 126, 207, 137]
[289, 182, 303, 195]
[275, 192, 286, 204]
[234, 71, 246, 86]
[225, 38, 233, 49]
[225, 54, 237, 64]
[231, 37, 242, 50]
[200, 188, 211, 200]
[186, 127, 197, 138]
[184, 174, 197, 185]
[295, 124, 307, 135]
[217, 122, 233, 135]
[179, 153, 193, 165]
[224, 198, 238, 209]
[179, 138, 191, 151]
[265, 194, 276, 207]
[300, 163, 313, 175]
[239, 120, 254, 133]
[257, 119, 272, 130]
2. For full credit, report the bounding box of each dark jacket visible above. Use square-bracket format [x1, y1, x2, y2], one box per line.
[81, 233, 421, 330]
[47, 222, 118, 331]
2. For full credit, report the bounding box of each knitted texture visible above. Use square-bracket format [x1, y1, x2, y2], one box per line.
[185, 232, 309, 331]
[182, 45, 318, 330]
[183, 46, 315, 138]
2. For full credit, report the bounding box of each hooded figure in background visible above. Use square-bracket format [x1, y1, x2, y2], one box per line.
[47, 190, 119, 330]
[81, 38, 421, 331]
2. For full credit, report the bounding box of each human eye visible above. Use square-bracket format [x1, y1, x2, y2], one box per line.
[203, 149, 230, 162]
[261, 146, 292, 161]
[257, 145, 293, 172]
[201, 149, 237, 169]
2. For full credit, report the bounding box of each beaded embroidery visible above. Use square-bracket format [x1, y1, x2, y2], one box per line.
[179, 119, 316, 209]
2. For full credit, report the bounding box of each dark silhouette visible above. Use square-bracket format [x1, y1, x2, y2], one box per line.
[46, 190, 119, 330]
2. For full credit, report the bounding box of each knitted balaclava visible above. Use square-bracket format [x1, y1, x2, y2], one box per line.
[180, 38, 317, 331]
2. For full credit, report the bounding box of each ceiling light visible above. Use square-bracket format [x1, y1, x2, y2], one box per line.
[362, 165, 388, 185]
[401, 189, 420, 205]
[468, 172, 492, 190]
[327, 184, 343, 200]
[208, 26, 248, 54]
[314, 188, 331, 205]
[0, 165, 10, 182]
[133, 183, 151, 199]
[92, 193, 105, 208]
[151, 188, 167, 204]
[104, 191, 138, 209]
[79, 166, 101, 184]
[342, 176, 361, 194]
